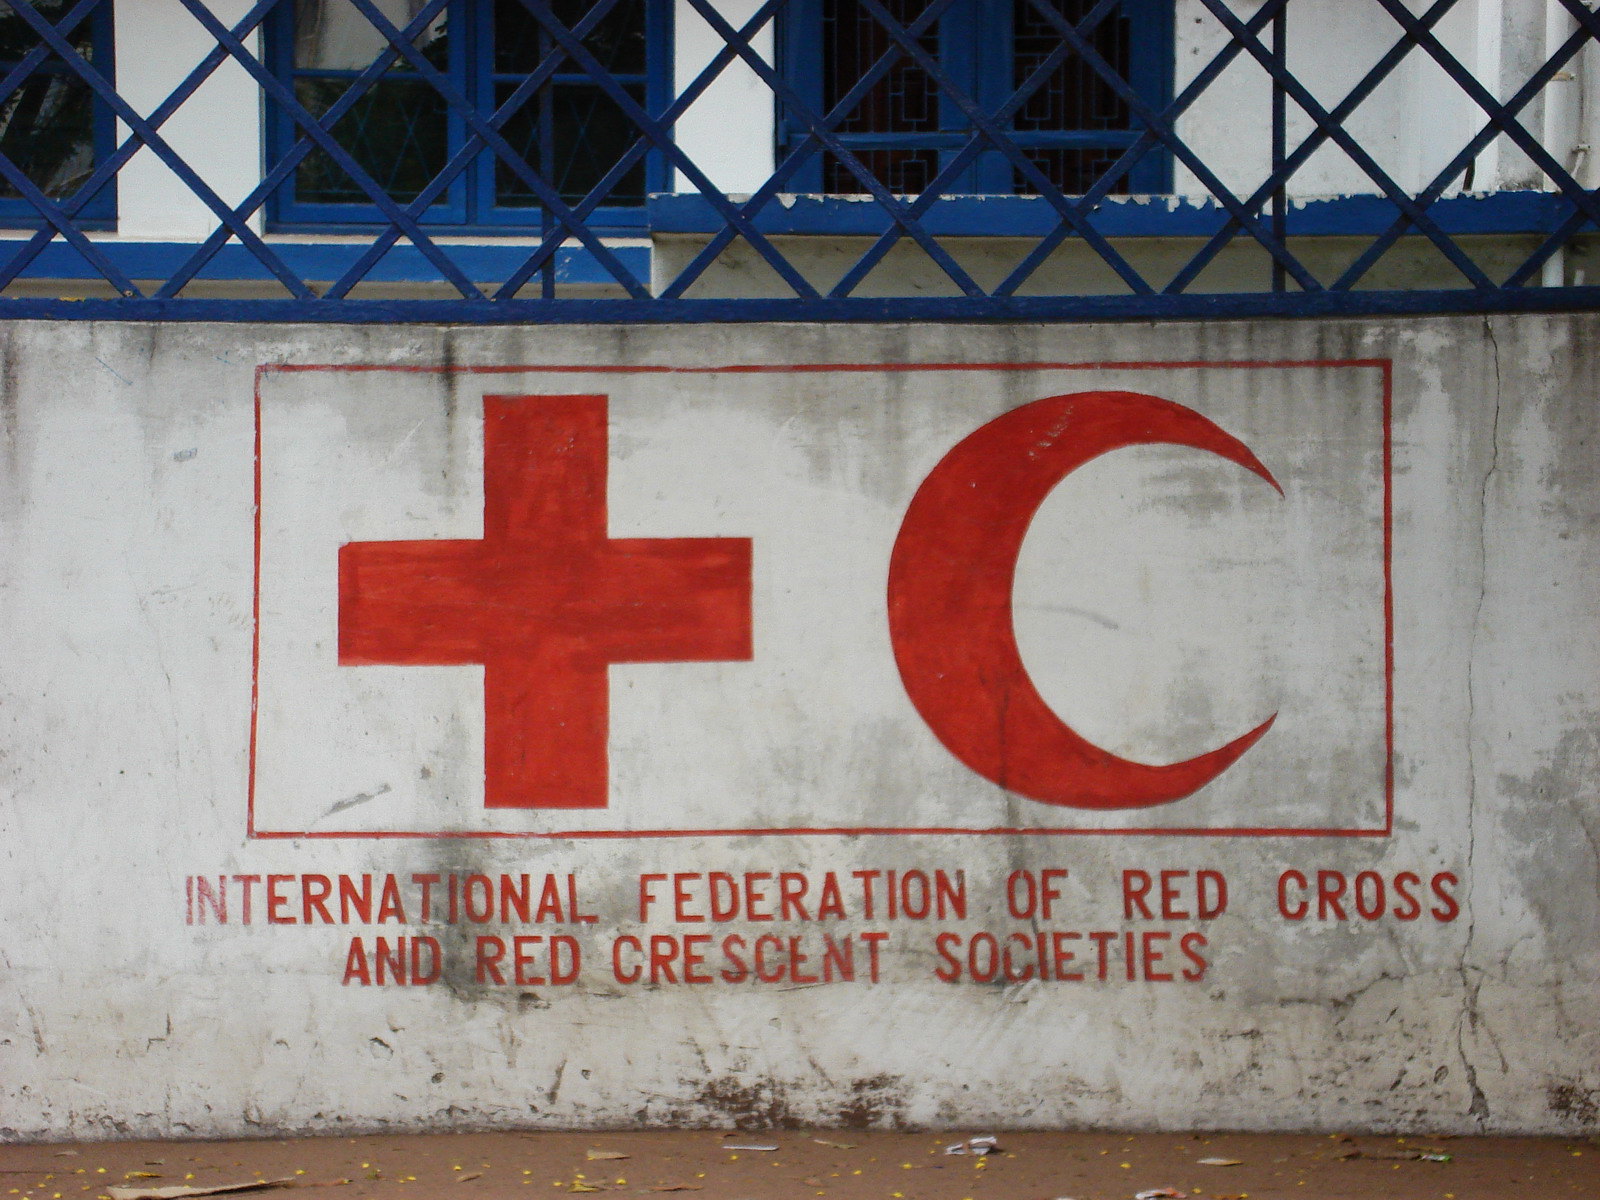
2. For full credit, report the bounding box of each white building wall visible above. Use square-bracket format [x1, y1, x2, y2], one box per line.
[113, 0, 264, 240]
[673, 0, 776, 193]
[1170, 0, 1572, 200]
[5, 0, 1587, 247]
[1, 314, 1598, 1138]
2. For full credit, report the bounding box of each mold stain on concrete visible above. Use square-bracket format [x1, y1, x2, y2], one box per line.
[1547, 1082, 1600, 1125]
[691, 1075, 796, 1130]
[835, 1073, 909, 1129]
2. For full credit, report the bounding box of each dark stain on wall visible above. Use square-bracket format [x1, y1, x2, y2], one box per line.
[835, 1073, 909, 1129]
[1548, 1082, 1600, 1126]
[692, 1076, 797, 1130]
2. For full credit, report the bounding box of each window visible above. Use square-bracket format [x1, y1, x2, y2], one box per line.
[266, 0, 670, 231]
[0, 0, 115, 226]
[778, 0, 1172, 196]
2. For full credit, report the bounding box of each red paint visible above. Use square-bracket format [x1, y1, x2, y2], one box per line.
[1003, 868, 1068, 920]
[611, 931, 886, 984]
[337, 394, 752, 809]
[252, 359, 1392, 841]
[474, 934, 581, 985]
[888, 390, 1281, 810]
[341, 936, 442, 986]
[931, 928, 1211, 983]
[1276, 868, 1458, 921]
[1382, 361, 1395, 840]
[1122, 869, 1228, 920]
[635, 868, 967, 922]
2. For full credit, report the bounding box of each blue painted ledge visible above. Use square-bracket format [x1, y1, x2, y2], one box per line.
[646, 190, 1576, 238]
[0, 191, 1579, 288]
[0, 238, 649, 284]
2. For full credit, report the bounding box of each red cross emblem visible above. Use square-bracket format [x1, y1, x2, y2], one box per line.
[337, 394, 752, 810]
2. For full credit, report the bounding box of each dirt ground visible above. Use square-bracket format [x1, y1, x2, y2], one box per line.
[2, 1129, 1597, 1200]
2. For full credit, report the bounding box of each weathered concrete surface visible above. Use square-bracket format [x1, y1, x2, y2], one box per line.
[0, 316, 1596, 1140]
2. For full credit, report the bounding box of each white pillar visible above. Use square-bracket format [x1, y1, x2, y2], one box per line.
[114, 0, 263, 240]
[672, 0, 775, 194]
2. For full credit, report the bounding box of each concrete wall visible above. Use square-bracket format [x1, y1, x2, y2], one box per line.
[0, 314, 1597, 1140]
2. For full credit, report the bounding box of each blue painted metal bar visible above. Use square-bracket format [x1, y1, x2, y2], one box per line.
[829, 0, 1139, 297]
[492, 0, 788, 299]
[1337, 0, 1600, 290]
[0, 192, 1556, 291]
[1164, 0, 1460, 297]
[5, 286, 1600, 324]
[992, 0, 1283, 297]
[0, 0, 102, 129]
[184, 0, 486, 299]
[0, 0, 281, 293]
[645, 191, 1569, 239]
[511, 0, 829, 299]
[0, 0, 1596, 320]
[157, 0, 454, 299]
[316, 0, 649, 299]
[660, 0, 990, 300]
[1270, 2, 1286, 294]
[0, 0, 316, 299]
[1506, 206, 1590, 288]
[827, 0, 1156, 300]
[0, 239, 648, 286]
[0, 1, 131, 295]
[1017, 0, 1324, 292]
[0, 154, 135, 296]
[318, 0, 649, 298]
[1193, 0, 1495, 292]
[0, 0, 116, 226]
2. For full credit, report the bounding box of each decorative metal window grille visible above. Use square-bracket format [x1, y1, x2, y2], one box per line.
[0, 0, 1596, 323]
[265, 0, 667, 230]
[780, 0, 1170, 195]
[0, 0, 112, 225]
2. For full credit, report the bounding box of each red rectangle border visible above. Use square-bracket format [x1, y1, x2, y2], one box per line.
[250, 358, 1394, 841]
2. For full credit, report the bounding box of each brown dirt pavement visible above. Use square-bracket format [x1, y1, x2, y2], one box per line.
[1, 1129, 1595, 1200]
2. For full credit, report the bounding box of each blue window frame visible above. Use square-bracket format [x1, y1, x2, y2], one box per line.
[265, 0, 671, 233]
[778, 0, 1173, 195]
[0, 0, 116, 227]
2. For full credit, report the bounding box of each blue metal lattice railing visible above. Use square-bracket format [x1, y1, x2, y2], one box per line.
[0, 0, 1599, 322]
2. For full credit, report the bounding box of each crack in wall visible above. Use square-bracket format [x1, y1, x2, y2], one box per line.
[1455, 316, 1502, 1127]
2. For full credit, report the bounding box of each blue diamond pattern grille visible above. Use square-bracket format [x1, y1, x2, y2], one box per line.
[0, 0, 1594, 321]
[0, 0, 108, 211]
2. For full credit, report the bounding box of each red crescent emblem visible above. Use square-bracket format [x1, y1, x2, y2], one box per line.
[888, 390, 1282, 810]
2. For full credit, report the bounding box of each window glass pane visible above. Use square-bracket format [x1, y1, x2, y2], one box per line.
[276, 0, 657, 220]
[1012, 0, 1129, 133]
[1012, 0, 1131, 193]
[819, 0, 939, 193]
[0, 0, 99, 63]
[827, 147, 936, 194]
[295, 0, 448, 72]
[0, 0, 103, 201]
[1016, 145, 1129, 195]
[494, 0, 646, 77]
[294, 77, 448, 204]
[493, 79, 645, 207]
[823, 0, 938, 134]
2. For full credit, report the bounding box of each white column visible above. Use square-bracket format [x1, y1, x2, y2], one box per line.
[672, 0, 775, 194]
[113, 0, 263, 240]
[1472, 0, 1506, 189]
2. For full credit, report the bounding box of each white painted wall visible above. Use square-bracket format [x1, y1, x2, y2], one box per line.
[1169, 0, 1564, 199]
[0, 315, 1598, 1139]
[2, 0, 1586, 246]
[673, 0, 776, 193]
[112, 0, 264, 240]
